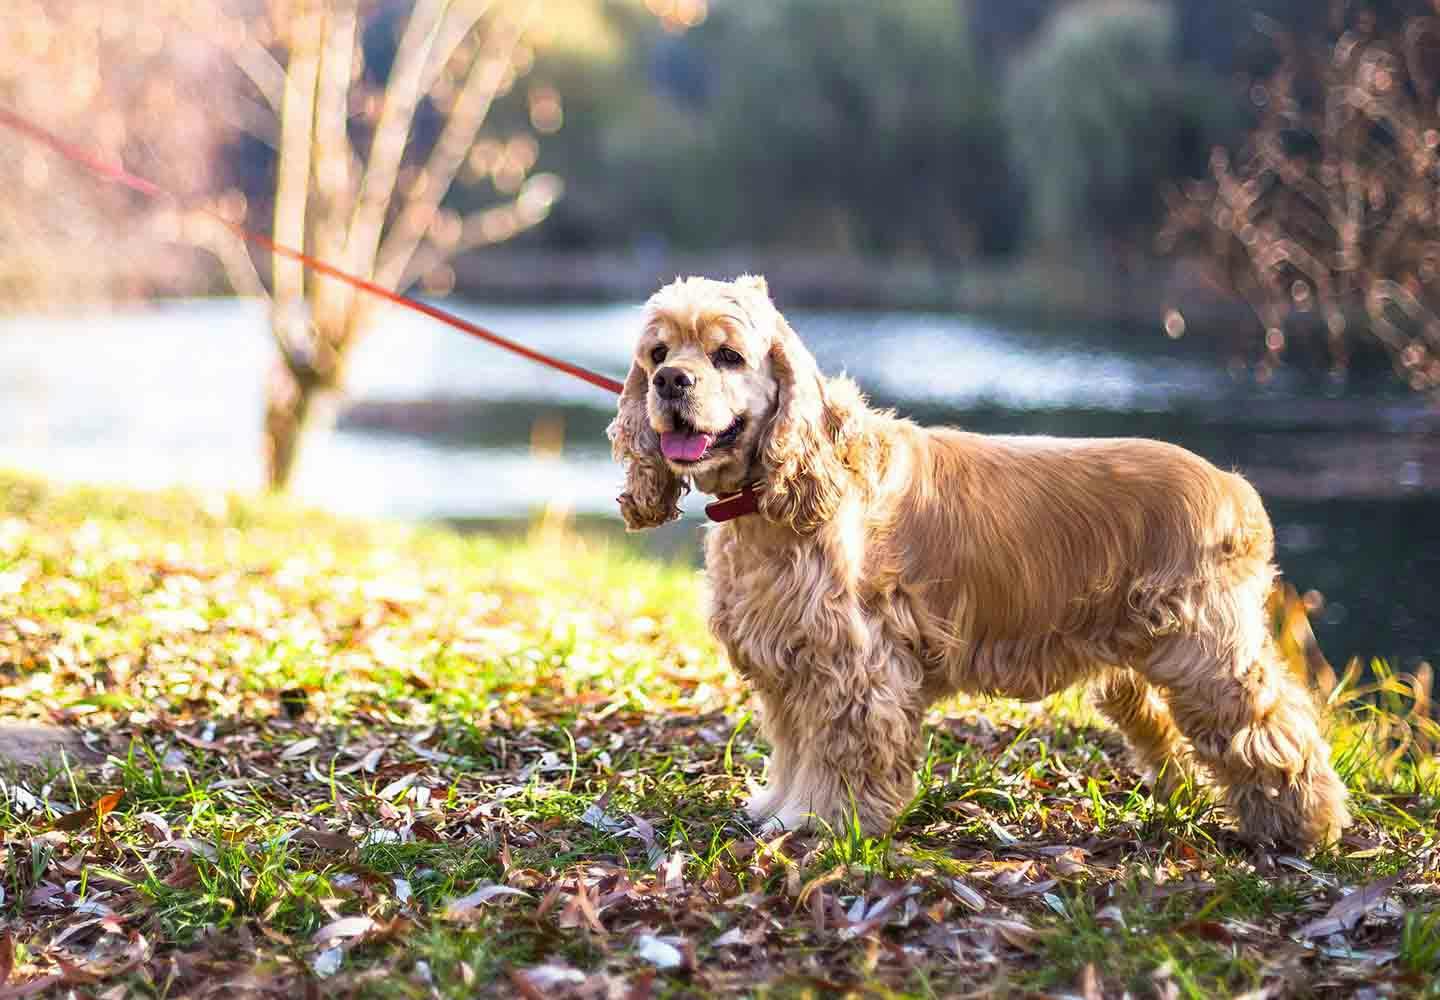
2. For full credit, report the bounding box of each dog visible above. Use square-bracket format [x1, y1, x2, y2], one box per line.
[607, 275, 1351, 851]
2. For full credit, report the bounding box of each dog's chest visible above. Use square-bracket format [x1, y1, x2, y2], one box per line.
[701, 514, 903, 689]
[703, 523, 836, 681]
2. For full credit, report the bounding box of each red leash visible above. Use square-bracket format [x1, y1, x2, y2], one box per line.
[0, 106, 624, 397]
[1, 107, 772, 523]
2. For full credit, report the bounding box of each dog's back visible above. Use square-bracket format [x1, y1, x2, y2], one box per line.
[868, 425, 1275, 689]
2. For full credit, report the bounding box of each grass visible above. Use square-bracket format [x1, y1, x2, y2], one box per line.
[0, 471, 1437, 998]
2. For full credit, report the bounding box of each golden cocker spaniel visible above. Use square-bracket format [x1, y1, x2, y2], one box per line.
[608, 275, 1350, 851]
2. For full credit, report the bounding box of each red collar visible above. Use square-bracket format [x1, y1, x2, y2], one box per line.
[705, 483, 763, 523]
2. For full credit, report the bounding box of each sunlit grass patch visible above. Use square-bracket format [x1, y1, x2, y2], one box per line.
[0, 472, 1436, 997]
[1400, 909, 1440, 980]
[1024, 887, 1268, 999]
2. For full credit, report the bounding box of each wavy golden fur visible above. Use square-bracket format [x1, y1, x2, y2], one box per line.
[608, 276, 1351, 851]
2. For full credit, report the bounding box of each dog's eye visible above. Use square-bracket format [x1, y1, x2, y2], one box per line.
[650, 345, 668, 365]
[712, 347, 744, 367]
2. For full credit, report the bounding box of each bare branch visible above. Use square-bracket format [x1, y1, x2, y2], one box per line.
[215, 94, 282, 149]
[231, 37, 289, 114]
[310, 0, 361, 334]
[170, 4, 288, 114]
[1162, 5, 1440, 390]
[272, 2, 324, 329]
[421, 0, 499, 94]
[396, 172, 562, 292]
[341, 0, 451, 288]
[376, 7, 536, 290]
[187, 214, 269, 301]
[1366, 280, 1440, 353]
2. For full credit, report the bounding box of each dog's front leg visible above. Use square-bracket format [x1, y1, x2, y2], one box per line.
[744, 689, 802, 822]
[747, 640, 923, 838]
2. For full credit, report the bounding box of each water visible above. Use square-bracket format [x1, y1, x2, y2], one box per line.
[1, 297, 1435, 666]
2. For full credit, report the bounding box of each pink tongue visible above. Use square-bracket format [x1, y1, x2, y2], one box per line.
[660, 430, 714, 462]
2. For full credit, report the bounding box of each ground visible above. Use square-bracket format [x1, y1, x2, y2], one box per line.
[0, 473, 1437, 999]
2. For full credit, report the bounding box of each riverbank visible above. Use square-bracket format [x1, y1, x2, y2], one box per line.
[6, 296, 1438, 667]
[1, 474, 1436, 997]
[452, 247, 1258, 332]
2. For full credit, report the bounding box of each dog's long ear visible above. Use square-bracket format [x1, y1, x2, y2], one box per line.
[607, 360, 684, 530]
[757, 316, 859, 534]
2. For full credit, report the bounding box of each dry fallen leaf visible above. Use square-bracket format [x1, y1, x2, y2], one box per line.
[797, 865, 846, 908]
[510, 963, 585, 999]
[288, 828, 355, 853]
[1294, 875, 1404, 939]
[280, 737, 319, 760]
[567, 881, 608, 935]
[0, 972, 67, 998]
[712, 925, 765, 949]
[378, 772, 417, 800]
[94, 790, 123, 820]
[50, 789, 123, 832]
[940, 876, 987, 912]
[160, 838, 218, 860]
[661, 852, 686, 894]
[1176, 920, 1234, 944]
[312, 915, 378, 949]
[1052, 848, 1090, 878]
[999, 878, 1059, 899]
[312, 946, 343, 978]
[136, 812, 172, 843]
[978, 917, 1040, 952]
[986, 819, 1020, 845]
[838, 885, 925, 941]
[1096, 904, 1128, 930]
[443, 883, 531, 920]
[634, 934, 686, 969]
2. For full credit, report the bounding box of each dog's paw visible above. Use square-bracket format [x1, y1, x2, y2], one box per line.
[758, 804, 817, 838]
[743, 787, 817, 837]
[755, 814, 791, 839]
[744, 785, 781, 822]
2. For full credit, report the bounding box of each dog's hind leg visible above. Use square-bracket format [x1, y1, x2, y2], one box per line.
[1142, 623, 1351, 852]
[1092, 668, 1199, 802]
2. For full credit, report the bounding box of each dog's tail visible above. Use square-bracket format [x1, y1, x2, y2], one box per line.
[1222, 469, 1276, 567]
[1226, 470, 1337, 696]
[1267, 580, 1338, 697]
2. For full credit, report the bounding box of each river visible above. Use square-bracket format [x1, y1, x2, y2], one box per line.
[1, 296, 1434, 667]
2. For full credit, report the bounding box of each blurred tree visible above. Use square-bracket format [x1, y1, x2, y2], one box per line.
[970, 0, 1058, 72]
[1004, 0, 1230, 257]
[547, 0, 1020, 258]
[0, 1, 227, 304]
[708, 0, 1017, 257]
[1177, 0, 1333, 72]
[1160, 1, 1440, 391]
[185, 0, 563, 489]
[2, 0, 564, 490]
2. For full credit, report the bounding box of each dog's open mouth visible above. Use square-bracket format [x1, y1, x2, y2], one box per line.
[660, 415, 744, 463]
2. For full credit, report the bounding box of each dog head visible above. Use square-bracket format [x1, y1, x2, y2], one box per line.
[608, 275, 861, 533]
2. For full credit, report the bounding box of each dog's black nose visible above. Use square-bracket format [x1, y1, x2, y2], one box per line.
[653, 366, 694, 400]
